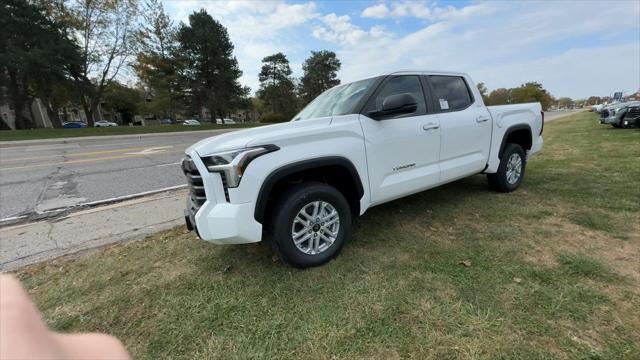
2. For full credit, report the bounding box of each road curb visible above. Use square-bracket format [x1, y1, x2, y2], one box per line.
[0, 185, 188, 228]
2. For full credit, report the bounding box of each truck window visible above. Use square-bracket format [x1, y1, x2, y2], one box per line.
[429, 76, 473, 112]
[369, 75, 427, 117]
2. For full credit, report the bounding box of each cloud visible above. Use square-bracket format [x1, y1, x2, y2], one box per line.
[361, 1, 490, 21]
[340, 1, 639, 98]
[361, 3, 389, 19]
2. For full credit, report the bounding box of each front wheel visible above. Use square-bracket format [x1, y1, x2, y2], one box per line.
[487, 143, 526, 192]
[270, 182, 351, 268]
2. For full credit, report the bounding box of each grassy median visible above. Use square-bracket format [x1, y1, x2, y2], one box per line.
[0, 123, 263, 141]
[15, 112, 640, 359]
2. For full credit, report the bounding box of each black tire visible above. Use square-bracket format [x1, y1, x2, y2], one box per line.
[270, 182, 351, 268]
[487, 143, 526, 193]
[612, 123, 621, 128]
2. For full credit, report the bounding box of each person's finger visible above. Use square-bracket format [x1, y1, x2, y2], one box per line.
[0, 275, 130, 359]
[0, 274, 65, 359]
[53, 333, 130, 360]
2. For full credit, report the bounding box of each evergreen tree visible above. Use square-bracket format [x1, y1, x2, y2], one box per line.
[176, 10, 247, 123]
[134, 0, 180, 119]
[299, 50, 341, 105]
[257, 52, 297, 119]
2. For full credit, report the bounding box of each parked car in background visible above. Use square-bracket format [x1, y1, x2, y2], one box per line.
[160, 119, 173, 125]
[62, 121, 87, 128]
[94, 120, 118, 127]
[215, 118, 236, 124]
[182, 71, 544, 268]
[600, 101, 640, 128]
[183, 119, 201, 126]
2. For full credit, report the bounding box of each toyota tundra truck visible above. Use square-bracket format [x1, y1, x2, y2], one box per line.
[182, 71, 544, 268]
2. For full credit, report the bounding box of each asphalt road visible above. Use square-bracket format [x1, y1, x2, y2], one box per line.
[0, 110, 583, 221]
[0, 131, 233, 220]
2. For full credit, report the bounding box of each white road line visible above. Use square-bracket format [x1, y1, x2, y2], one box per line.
[156, 161, 182, 167]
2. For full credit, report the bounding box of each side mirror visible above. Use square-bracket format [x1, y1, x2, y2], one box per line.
[368, 93, 418, 120]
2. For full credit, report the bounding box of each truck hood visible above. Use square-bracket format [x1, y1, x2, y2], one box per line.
[187, 117, 332, 156]
[604, 101, 640, 110]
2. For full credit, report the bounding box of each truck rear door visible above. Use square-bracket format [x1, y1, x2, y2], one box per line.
[426, 75, 492, 182]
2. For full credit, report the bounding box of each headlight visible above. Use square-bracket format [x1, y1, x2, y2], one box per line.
[201, 145, 279, 187]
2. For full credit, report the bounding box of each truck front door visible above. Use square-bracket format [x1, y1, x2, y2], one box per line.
[359, 75, 441, 205]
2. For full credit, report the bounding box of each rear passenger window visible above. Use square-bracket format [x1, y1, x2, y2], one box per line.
[371, 76, 427, 116]
[429, 76, 473, 112]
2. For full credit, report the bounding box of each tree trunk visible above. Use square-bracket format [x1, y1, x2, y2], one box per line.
[8, 70, 33, 129]
[46, 102, 63, 128]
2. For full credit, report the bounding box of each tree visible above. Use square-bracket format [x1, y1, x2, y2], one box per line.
[176, 10, 247, 123]
[299, 50, 341, 105]
[510, 82, 554, 110]
[103, 81, 142, 124]
[487, 88, 510, 106]
[133, 0, 180, 119]
[257, 52, 297, 119]
[587, 96, 602, 105]
[67, 0, 139, 126]
[0, 0, 82, 129]
[557, 97, 573, 108]
[477, 82, 489, 104]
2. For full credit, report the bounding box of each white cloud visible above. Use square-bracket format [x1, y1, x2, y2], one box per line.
[361, 1, 490, 21]
[312, 14, 368, 45]
[361, 3, 389, 19]
[340, 1, 639, 98]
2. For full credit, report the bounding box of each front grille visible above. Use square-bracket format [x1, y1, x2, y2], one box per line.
[219, 173, 231, 202]
[626, 106, 640, 119]
[182, 156, 206, 215]
[600, 109, 609, 118]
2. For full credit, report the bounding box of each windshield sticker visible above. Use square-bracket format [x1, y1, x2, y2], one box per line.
[439, 98, 449, 110]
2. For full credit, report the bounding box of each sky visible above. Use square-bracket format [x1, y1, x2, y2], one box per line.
[162, 0, 640, 99]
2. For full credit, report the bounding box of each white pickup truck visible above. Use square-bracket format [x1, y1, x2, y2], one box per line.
[182, 71, 544, 267]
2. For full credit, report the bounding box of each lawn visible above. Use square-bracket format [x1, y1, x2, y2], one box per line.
[0, 123, 263, 141]
[15, 112, 640, 359]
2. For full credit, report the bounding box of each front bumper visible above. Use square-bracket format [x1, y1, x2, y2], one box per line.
[182, 152, 262, 245]
[600, 116, 622, 125]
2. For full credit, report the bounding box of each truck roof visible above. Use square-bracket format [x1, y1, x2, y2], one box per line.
[388, 70, 470, 77]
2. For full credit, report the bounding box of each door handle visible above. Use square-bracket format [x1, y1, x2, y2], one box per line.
[422, 123, 439, 131]
[476, 116, 490, 123]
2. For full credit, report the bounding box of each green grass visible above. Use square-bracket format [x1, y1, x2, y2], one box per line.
[15, 112, 640, 359]
[0, 123, 263, 141]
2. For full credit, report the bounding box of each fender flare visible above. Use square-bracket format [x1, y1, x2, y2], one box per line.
[254, 156, 365, 223]
[498, 124, 532, 157]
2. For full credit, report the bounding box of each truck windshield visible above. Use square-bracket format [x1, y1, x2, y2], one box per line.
[292, 78, 377, 121]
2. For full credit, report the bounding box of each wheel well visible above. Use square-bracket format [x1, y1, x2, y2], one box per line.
[502, 128, 532, 155]
[255, 160, 363, 226]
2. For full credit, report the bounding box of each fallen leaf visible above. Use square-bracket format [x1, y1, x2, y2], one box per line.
[513, 277, 522, 283]
[459, 260, 472, 267]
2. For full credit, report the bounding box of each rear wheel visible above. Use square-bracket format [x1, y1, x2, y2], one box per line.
[488, 143, 526, 192]
[270, 182, 351, 268]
